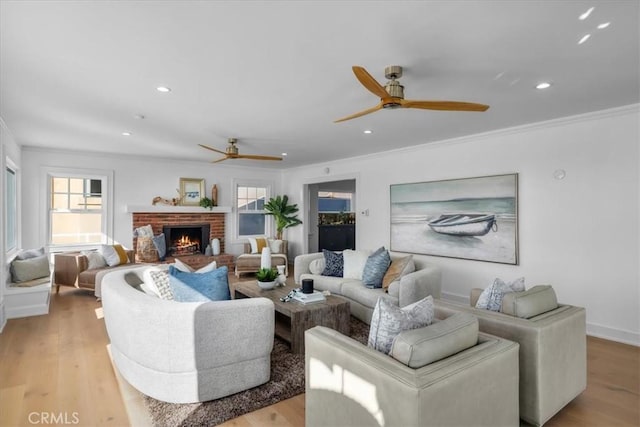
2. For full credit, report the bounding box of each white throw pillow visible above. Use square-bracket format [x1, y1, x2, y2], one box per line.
[342, 250, 370, 280]
[172, 258, 217, 273]
[309, 258, 326, 275]
[83, 251, 107, 270]
[268, 238, 283, 254]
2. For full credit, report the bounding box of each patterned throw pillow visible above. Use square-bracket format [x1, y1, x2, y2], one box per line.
[475, 277, 525, 311]
[84, 251, 107, 270]
[148, 270, 174, 300]
[152, 233, 166, 261]
[382, 255, 414, 290]
[100, 244, 129, 267]
[368, 296, 434, 354]
[248, 237, 268, 254]
[321, 250, 344, 277]
[362, 247, 391, 288]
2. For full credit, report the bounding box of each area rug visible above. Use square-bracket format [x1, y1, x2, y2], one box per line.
[143, 316, 370, 426]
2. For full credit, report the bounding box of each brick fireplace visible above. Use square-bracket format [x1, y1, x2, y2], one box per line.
[131, 211, 232, 269]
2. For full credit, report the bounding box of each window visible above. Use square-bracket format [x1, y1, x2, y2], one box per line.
[5, 164, 17, 252]
[236, 183, 270, 237]
[318, 192, 353, 212]
[49, 175, 105, 246]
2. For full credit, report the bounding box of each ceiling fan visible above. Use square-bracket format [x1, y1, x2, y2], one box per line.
[335, 65, 490, 123]
[198, 138, 282, 163]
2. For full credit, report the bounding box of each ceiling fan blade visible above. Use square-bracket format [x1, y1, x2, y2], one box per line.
[334, 102, 383, 123]
[199, 143, 227, 155]
[352, 66, 389, 99]
[401, 99, 490, 112]
[236, 154, 283, 161]
[211, 157, 229, 163]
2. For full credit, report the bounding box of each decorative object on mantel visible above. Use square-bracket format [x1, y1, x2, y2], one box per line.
[264, 195, 303, 239]
[211, 184, 218, 206]
[199, 197, 214, 210]
[152, 192, 181, 206]
[179, 178, 205, 206]
[204, 243, 213, 256]
[256, 267, 278, 290]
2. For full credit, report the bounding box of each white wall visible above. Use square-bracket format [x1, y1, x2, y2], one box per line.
[20, 150, 283, 256]
[1, 117, 22, 332]
[282, 106, 640, 345]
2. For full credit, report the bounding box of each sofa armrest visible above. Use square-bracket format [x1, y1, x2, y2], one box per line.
[294, 252, 324, 284]
[305, 326, 519, 427]
[397, 263, 442, 307]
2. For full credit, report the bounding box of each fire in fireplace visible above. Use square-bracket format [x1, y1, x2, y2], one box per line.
[163, 224, 211, 257]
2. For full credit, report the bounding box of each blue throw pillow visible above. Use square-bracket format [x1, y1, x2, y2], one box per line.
[152, 233, 167, 261]
[321, 250, 344, 277]
[362, 247, 391, 288]
[168, 265, 231, 302]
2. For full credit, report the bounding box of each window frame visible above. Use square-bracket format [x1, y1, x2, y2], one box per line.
[5, 157, 19, 257]
[43, 167, 114, 252]
[232, 179, 273, 242]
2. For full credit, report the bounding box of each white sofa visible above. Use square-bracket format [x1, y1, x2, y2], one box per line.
[101, 266, 275, 404]
[294, 252, 441, 324]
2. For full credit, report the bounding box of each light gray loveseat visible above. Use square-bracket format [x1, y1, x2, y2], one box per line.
[294, 252, 441, 324]
[102, 266, 275, 404]
[434, 288, 586, 426]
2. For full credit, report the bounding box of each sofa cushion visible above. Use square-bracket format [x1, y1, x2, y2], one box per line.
[368, 295, 434, 354]
[475, 277, 525, 311]
[309, 258, 325, 275]
[10, 255, 50, 282]
[342, 249, 369, 280]
[382, 255, 414, 290]
[341, 281, 387, 309]
[301, 273, 347, 295]
[168, 265, 231, 302]
[391, 312, 479, 368]
[501, 285, 558, 319]
[321, 250, 343, 277]
[362, 247, 391, 288]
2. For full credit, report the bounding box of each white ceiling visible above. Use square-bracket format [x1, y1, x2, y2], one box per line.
[1, 1, 638, 169]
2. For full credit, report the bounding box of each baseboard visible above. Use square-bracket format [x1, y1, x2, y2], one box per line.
[6, 302, 49, 319]
[587, 322, 640, 347]
[440, 292, 639, 347]
[0, 302, 6, 333]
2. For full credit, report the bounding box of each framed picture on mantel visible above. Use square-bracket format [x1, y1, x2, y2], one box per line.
[179, 178, 205, 206]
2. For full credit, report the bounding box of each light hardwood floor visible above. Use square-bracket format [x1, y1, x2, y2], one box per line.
[1, 284, 638, 427]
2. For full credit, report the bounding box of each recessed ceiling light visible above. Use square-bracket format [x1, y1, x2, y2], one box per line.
[578, 34, 591, 44]
[122, 132, 132, 136]
[156, 86, 171, 93]
[597, 22, 610, 29]
[536, 82, 552, 90]
[281, 153, 288, 156]
[134, 114, 145, 120]
[579, 7, 594, 20]
[363, 130, 373, 134]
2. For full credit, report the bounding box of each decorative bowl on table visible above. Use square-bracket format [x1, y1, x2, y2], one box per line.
[257, 280, 277, 290]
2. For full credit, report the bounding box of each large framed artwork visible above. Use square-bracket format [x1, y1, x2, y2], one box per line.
[390, 173, 518, 264]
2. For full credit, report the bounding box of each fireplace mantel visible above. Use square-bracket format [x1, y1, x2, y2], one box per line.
[126, 205, 231, 214]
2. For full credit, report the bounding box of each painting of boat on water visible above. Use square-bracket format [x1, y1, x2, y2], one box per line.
[390, 174, 518, 264]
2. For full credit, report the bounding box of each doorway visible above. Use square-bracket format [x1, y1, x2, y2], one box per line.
[306, 179, 356, 253]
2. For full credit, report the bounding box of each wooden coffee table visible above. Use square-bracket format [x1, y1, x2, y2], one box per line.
[233, 281, 350, 354]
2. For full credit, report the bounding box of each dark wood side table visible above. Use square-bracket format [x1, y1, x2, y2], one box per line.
[233, 281, 350, 354]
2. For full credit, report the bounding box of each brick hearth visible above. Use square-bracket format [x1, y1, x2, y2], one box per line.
[132, 212, 233, 269]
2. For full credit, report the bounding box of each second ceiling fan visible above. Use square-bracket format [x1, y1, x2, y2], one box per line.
[335, 65, 489, 123]
[199, 138, 282, 163]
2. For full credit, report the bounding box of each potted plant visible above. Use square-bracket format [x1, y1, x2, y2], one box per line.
[264, 195, 303, 239]
[256, 267, 278, 290]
